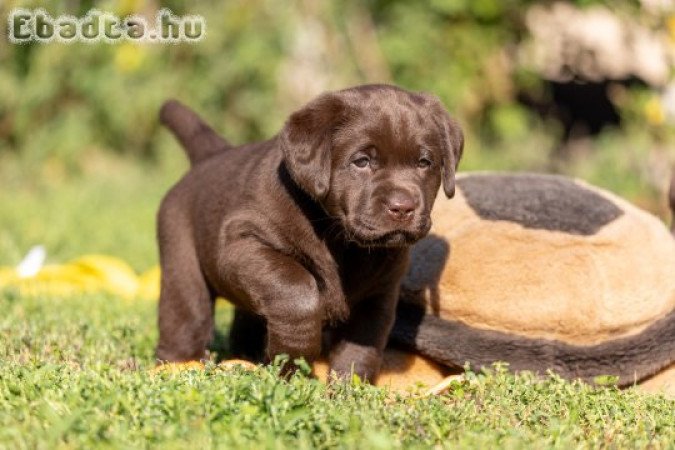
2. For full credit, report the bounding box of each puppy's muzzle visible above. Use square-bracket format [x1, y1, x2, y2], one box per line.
[385, 191, 419, 223]
[386, 192, 416, 222]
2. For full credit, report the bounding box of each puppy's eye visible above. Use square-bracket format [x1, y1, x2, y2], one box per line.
[418, 157, 432, 169]
[352, 156, 371, 169]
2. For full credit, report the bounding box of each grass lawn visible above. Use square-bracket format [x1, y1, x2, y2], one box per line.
[1, 150, 673, 449]
[1, 294, 674, 449]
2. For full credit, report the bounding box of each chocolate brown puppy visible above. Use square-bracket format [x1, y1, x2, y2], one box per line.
[155, 85, 463, 381]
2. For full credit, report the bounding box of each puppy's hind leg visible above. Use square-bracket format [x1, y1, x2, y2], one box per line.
[155, 204, 215, 363]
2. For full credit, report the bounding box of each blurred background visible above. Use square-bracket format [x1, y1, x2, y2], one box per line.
[1, 0, 674, 272]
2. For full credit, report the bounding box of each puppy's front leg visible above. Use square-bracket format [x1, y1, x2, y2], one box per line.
[328, 288, 398, 383]
[221, 239, 324, 370]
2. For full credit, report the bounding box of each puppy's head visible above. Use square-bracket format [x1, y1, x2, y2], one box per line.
[280, 84, 463, 247]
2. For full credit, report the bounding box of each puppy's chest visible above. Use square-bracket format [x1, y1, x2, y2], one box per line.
[334, 248, 407, 302]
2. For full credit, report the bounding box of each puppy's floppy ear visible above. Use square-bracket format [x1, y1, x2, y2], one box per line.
[440, 116, 464, 198]
[423, 94, 464, 198]
[279, 92, 346, 200]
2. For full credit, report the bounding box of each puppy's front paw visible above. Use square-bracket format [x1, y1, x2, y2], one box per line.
[329, 343, 382, 383]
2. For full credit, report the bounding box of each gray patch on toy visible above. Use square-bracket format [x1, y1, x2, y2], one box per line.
[458, 174, 624, 235]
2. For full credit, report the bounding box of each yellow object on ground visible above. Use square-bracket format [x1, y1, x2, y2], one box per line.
[0, 254, 160, 300]
[137, 265, 161, 300]
[151, 359, 258, 374]
[151, 361, 206, 373]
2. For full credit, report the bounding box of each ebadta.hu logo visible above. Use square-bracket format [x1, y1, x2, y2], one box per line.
[7, 8, 206, 43]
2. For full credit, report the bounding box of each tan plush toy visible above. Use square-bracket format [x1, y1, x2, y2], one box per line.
[381, 172, 674, 395]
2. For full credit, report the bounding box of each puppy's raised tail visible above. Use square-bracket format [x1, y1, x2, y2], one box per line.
[159, 100, 232, 166]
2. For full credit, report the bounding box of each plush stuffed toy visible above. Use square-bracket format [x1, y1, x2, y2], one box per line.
[372, 172, 674, 395]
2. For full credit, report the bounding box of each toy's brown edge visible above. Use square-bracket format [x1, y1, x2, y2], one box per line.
[390, 302, 675, 387]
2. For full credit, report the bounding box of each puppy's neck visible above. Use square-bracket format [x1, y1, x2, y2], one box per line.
[277, 162, 337, 238]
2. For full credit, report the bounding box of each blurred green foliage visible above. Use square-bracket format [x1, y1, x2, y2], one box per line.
[1, 0, 665, 166]
[0, 1, 298, 167]
[0, 0, 542, 165]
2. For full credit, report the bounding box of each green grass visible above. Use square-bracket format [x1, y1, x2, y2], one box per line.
[1, 294, 673, 449]
[0, 143, 187, 272]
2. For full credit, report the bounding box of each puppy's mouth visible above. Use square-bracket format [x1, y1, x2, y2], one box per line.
[345, 218, 431, 247]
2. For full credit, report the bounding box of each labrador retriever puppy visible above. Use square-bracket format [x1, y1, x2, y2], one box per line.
[156, 84, 463, 382]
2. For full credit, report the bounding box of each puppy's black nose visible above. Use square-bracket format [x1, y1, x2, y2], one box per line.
[386, 193, 416, 222]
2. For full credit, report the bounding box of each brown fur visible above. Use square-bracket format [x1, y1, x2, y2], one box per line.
[155, 85, 463, 382]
